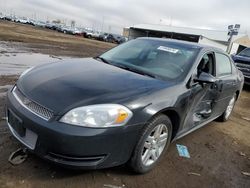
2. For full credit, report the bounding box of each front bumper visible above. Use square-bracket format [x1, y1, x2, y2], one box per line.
[6, 88, 143, 169]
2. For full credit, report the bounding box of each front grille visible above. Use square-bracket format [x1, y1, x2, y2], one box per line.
[235, 62, 250, 69]
[234, 59, 250, 65]
[12, 86, 54, 120]
[235, 62, 250, 76]
[47, 152, 106, 164]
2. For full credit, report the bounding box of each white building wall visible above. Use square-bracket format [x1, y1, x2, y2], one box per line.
[127, 29, 146, 39]
[230, 43, 240, 54]
[198, 37, 227, 52]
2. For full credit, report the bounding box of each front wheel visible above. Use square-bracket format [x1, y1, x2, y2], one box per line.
[129, 114, 172, 174]
[218, 94, 236, 122]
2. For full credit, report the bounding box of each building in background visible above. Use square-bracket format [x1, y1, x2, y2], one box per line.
[123, 23, 246, 53]
[230, 35, 250, 54]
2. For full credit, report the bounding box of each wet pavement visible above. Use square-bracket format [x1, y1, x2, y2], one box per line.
[0, 85, 12, 97]
[0, 42, 71, 75]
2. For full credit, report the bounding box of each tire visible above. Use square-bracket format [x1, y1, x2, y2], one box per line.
[218, 93, 236, 122]
[129, 114, 172, 174]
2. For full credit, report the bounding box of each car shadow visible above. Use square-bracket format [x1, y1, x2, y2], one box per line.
[243, 84, 250, 92]
[25, 152, 135, 180]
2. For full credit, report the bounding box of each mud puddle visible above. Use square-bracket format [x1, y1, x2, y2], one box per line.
[0, 42, 72, 75]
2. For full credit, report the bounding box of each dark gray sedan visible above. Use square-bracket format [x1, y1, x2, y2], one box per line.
[6, 38, 244, 173]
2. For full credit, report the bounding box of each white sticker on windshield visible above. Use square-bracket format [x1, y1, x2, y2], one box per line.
[157, 46, 179, 53]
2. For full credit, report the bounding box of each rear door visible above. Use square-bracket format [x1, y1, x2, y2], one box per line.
[212, 52, 238, 116]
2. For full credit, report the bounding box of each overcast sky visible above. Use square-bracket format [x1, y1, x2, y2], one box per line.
[0, 0, 249, 34]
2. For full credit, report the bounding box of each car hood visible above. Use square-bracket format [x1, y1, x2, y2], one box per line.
[232, 54, 250, 63]
[17, 58, 170, 115]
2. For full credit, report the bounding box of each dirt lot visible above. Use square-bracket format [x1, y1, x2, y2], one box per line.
[0, 21, 250, 188]
[0, 20, 115, 57]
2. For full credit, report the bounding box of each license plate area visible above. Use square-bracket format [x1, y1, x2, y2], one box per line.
[7, 109, 25, 137]
[7, 109, 38, 150]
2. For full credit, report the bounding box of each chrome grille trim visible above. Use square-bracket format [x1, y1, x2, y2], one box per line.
[12, 86, 53, 121]
[235, 63, 250, 68]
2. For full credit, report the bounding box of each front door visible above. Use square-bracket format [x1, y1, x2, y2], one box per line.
[182, 52, 220, 132]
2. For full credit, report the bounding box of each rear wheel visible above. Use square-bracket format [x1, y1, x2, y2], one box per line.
[218, 94, 236, 122]
[129, 114, 172, 174]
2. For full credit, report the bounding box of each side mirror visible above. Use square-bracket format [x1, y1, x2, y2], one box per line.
[194, 72, 216, 83]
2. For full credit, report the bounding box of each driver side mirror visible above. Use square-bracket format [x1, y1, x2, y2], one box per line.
[194, 72, 216, 83]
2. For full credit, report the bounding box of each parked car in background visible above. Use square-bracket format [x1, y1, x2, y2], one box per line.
[55, 24, 66, 32]
[98, 33, 126, 44]
[58, 26, 71, 34]
[34, 21, 46, 27]
[27, 19, 36, 26]
[113, 34, 126, 44]
[45, 23, 59, 30]
[85, 30, 100, 39]
[3, 16, 12, 21]
[231, 47, 250, 85]
[92, 31, 101, 39]
[73, 28, 87, 36]
[98, 33, 109, 41]
[17, 18, 29, 24]
[10, 16, 18, 22]
[85, 30, 93, 38]
[0, 13, 4, 19]
[6, 38, 243, 173]
[105, 34, 116, 43]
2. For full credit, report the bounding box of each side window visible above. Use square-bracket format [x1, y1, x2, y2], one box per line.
[215, 53, 232, 77]
[197, 53, 215, 76]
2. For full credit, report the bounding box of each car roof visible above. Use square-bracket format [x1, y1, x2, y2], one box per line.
[137, 37, 225, 54]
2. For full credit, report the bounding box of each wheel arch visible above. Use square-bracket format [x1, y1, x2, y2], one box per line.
[235, 90, 240, 101]
[152, 108, 181, 141]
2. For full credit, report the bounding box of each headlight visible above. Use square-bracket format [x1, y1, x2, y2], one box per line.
[20, 67, 33, 78]
[60, 104, 133, 128]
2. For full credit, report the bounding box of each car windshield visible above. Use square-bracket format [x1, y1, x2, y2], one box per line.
[100, 39, 199, 81]
[239, 48, 250, 57]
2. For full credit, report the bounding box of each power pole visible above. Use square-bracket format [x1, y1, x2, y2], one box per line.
[101, 16, 105, 33]
[227, 24, 240, 53]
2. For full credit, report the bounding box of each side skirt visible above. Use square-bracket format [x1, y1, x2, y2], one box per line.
[172, 115, 221, 142]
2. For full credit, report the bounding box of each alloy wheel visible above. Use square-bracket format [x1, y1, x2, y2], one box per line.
[225, 95, 236, 119]
[141, 123, 168, 166]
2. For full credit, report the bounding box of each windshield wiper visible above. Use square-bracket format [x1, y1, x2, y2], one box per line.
[115, 64, 156, 78]
[95, 57, 156, 78]
[95, 56, 112, 65]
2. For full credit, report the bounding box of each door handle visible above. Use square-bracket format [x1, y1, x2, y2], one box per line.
[213, 80, 223, 92]
[211, 83, 217, 89]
